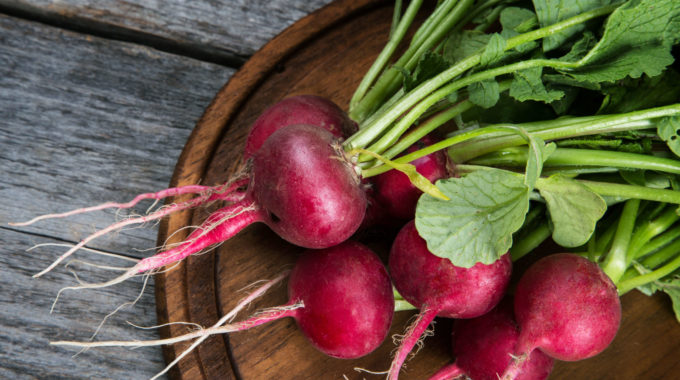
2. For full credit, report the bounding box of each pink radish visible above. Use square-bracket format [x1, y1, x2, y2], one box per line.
[387, 220, 512, 380]
[500, 253, 621, 380]
[243, 94, 356, 159]
[371, 136, 449, 220]
[26, 124, 367, 288]
[52, 240, 395, 364]
[429, 298, 553, 380]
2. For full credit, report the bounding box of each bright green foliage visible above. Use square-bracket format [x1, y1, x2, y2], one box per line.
[480, 33, 507, 67]
[500, 7, 539, 53]
[443, 30, 491, 63]
[536, 174, 607, 247]
[415, 169, 530, 267]
[510, 67, 564, 103]
[398, 51, 451, 92]
[658, 116, 680, 157]
[469, 79, 500, 108]
[532, 0, 612, 52]
[567, 0, 680, 82]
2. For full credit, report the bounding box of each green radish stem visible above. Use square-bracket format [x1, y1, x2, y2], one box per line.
[361, 103, 680, 177]
[617, 253, 680, 294]
[601, 199, 640, 283]
[510, 223, 551, 262]
[625, 206, 680, 264]
[389, 0, 403, 37]
[469, 147, 680, 176]
[634, 225, 680, 260]
[639, 238, 680, 269]
[576, 180, 680, 204]
[618, 237, 680, 285]
[349, 0, 423, 112]
[379, 80, 512, 161]
[345, 3, 620, 150]
[510, 204, 551, 261]
[448, 103, 680, 163]
[350, 0, 475, 123]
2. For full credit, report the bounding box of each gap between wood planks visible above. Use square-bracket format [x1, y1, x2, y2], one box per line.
[0, 1, 247, 68]
[1, 225, 142, 262]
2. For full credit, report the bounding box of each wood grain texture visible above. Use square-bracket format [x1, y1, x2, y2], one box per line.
[0, 13, 233, 257]
[0, 10, 233, 380]
[1, 0, 334, 62]
[0, 228, 165, 379]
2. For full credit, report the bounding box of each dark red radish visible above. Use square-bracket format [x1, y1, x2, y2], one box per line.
[371, 136, 449, 220]
[500, 254, 621, 380]
[387, 220, 512, 380]
[428, 298, 553, 380]
[243, 94, 356, 159]
[30, 124, 367, 289]
[287, 240, 394, 358]
[53, 240, 395, 363]
[249, 124, 365, 248]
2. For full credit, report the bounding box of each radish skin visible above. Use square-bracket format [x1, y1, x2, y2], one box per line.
[429, 298, 553, 380]
[388, 220, 512, 380]
[243, 95, 356, 158]
[501, 254, 621, 380]
[372, 136, 449, 220]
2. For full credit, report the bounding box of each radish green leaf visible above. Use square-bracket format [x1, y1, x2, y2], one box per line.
[416, 168, 530, 267]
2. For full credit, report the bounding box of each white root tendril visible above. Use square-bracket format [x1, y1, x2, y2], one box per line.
[25, 177, 250, 278]
[354, 367, 389, 375]
[9, 184, 215, 226]
[65, 259, 131, 272]
[88, 273, 151, 341]
[386, 308, 436, 380]
[51, 270, 292, 380]
[126, 320, 203, 331]
[50, 268, 138, 314]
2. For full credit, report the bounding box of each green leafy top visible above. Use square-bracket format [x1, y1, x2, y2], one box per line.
[567, 0, 680, 82]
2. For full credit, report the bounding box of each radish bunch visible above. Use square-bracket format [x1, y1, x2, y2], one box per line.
[429, 298, 553, 380]
[387, 220, 512, 379]
[16, 0, 680, 378]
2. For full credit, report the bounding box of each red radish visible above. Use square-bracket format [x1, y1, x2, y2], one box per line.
[500, 253, 621, 380]
[27, 124, 367, 288]
[371, 136, 449, 220]
[429, 298, 553, 380]
[243, 94, 356, 158]
[249, 124, 365, 248]
[387, 220, 512, 380]
[359, 137, 450, 232]
[52, 240, 395, 363]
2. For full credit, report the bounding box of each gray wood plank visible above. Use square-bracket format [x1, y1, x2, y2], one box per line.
[0, 13, 234, 258]
[2, 0, 334, 62]
[0, 228, 167, 379]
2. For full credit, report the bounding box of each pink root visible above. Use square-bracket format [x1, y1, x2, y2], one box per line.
[11, 177, 249, 226]
[388, 306, 439, 380]
[31, 182, 249, 278]
[133, 199, 263, 273]
[499, 353, 530, 380]
[43, 199, 264, 294]
[427, 363, 465, 380]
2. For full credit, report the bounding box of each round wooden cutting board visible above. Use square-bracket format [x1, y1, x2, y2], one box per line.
[155, 0, 680, 379]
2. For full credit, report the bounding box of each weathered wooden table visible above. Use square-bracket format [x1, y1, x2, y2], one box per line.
[3, 1, 680, 380]
[0, 1, 332, 378]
